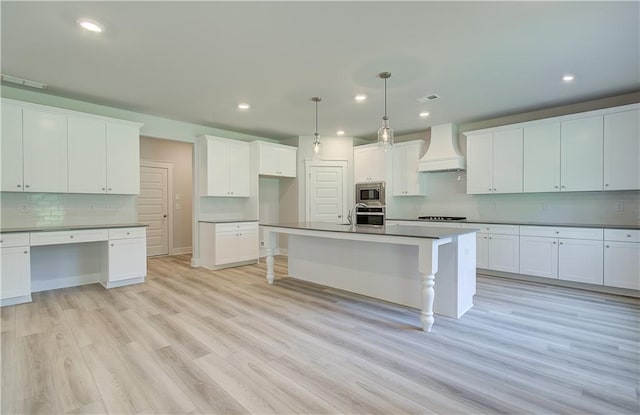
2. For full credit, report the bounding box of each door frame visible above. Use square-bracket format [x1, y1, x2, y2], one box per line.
[140, 159, 174, 255]
[305, 160, 349, 223]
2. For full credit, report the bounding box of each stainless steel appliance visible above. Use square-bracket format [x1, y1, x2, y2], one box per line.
[356, 206, 385, 226]
[418, 216, 467, 221]
[356, 182, 385, 206]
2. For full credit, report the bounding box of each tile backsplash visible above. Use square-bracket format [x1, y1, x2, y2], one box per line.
[0, 192, 137, 228]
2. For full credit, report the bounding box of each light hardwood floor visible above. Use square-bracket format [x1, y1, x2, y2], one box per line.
[1, 254, 638, 414]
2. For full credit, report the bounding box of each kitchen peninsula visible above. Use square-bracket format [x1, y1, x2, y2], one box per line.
[261, 223, 477, 331]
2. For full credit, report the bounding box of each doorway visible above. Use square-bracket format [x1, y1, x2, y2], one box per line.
[305, 160, 348, 223]
[138, 161, 172, 256]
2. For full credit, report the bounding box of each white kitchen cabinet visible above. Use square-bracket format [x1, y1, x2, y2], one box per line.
[558, 238, 604, 285]
[106, 123, 140, 194]
[604, 110, 640, 191]
[560, 116, 604, 192]
[520, 236, 559, 278]
[354, 144, 386, 183]
[392, 140, 426, 196]
[523, 122, 561, 192]
[461, 224, 519, 272]
[1, 103, 24, 192]
[106, 228, 147, 287]
[476, 232, 489, 269]
[199, 136, 250, 197]
[466, 128, 522, 194]
[199, 222, 258, 269]
[22, 108, 68, 193]
[0, 233, 31, 305]
[604, 229, 640, 290]
[68, 116, 107, 193]
[256, 141, 297, 177]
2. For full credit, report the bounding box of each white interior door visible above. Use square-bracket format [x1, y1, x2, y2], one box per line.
[307, 164, 345, 223]
[138, 165, 169, 256]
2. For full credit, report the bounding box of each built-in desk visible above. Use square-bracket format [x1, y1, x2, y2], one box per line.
[0, 225, 147, 306]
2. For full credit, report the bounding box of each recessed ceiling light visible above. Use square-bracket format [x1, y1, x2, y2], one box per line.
[238, 103, 250, 110]
[77, 18, 104, 33]
[354, 94, 367, 102]
[562, 74, 575, 82]
[336, 130, 345, 136]
[419, 111, 430, 118]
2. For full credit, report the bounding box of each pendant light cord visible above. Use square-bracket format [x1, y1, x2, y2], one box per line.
[384, 77, 387, 119]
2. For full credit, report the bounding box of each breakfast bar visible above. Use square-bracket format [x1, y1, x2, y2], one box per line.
[261, 223, 477, 332]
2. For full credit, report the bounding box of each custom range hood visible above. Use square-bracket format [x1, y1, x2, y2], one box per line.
[418, 123, 465, 172]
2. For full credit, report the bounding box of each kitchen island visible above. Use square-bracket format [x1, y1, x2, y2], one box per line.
[261, 222, 477, 331]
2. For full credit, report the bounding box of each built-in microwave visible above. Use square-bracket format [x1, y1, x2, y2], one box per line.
[356, 206, 385, 226]
[356, 182, 385, 206]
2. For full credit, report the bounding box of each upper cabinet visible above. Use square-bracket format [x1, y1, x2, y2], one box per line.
[199, 135, 250, 197]
[22, 109, 68, 193]
[604, 109, 640, 191]
[392, 140, 426, 196]
[466, 128, 523, 194]
[466, 103, 639, 194]
[354, 144, 386, 183]
[1, 99, 142, 195]
[254, 141, 297, 178]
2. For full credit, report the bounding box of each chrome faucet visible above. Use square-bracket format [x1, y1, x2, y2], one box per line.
[348, 202, 369, 225]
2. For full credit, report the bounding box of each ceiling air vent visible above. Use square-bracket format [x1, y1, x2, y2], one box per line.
[416, 94, 440, 104]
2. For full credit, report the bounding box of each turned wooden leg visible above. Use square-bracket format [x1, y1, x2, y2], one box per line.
[420, 273, 435, 332]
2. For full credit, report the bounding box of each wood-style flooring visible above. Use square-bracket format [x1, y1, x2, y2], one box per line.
[1, 254, 639, 414]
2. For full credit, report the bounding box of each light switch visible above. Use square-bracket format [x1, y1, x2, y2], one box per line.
[175, 203, 181, 210]
[175, 194, 180, 200]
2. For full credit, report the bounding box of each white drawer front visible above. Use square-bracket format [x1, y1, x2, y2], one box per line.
[0, 233, 30, 248]
[605, 229, 640, 243]
[30, 229, 109, 246]
[460, 223, 490, 231]
[109, 227, 146, 240]
[520, 226, 562, 238]
[216, 222, 258, 233]
[557, 227, 603, 240]
[462, 224, 518, 235]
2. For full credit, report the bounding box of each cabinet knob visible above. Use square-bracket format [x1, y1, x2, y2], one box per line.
[17, 184, 21, 188]
[488, 188, 492, 191]
[554, 186, 559, 189]
[24, 250, 28, 254]
[556, 231, 559, 234]
[102, 187, 106, 191]
[25, 185, 30, 188]
[605, 245, 610, 248]
[70, 235, 74, 239]
[111, 243, 114, 247]
[561, 185, 565, 189]
[108, 188, 112, 191]
[126, 232, 130, 235]
[605, 184, 609, 187]
[553, 242, 557, 245]
[627, 234, 632, 238]
[559, 242, 563, 245]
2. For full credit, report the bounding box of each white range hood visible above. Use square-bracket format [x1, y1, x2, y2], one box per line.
[418, 123, 465, 172]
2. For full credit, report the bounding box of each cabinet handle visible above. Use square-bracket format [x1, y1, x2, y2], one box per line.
[70, 235, 74, 239]
[559, 242, 563, 245]
[111, 243, 114, 247]
[604, 184, 609, 187]
[17, 184, 21, 188]
[556, 231, 559, 234]
[561, 185, 565, 189]
[553, 242, 557, 245]
[605, 245, 610, 248]
[627, 234, 632, 238]
[24, 250, 28, 254]
[488, 188, 492, 191]
[108, 188, 112, 191]
[126, 232, 130, 235]
[554, 186, 559, 189]
[25, 185, 30, 188]
[102, 187, 106, 191]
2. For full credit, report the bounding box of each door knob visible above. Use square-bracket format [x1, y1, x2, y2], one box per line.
[163, 214, 167, 218]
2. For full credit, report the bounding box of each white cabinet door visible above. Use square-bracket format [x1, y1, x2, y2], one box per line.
[492, 128, 523, 193]
[560, 116, 603, 191]
[258, 144, 278, 176]
[229, 140, 250, 196]
[236, 230, 258, 261]
[1, 103, 24, 192]
[604, 109, 640, 191]
[476, 233, 489, 268]
[354, 146, 386, 183]
[22, 109, 68, 193]
[488, 234, 520, 273]
[519, 236, 558, 278]
[558, 238, 603, 284]
[214, 231, 238, 265]
[523, 123, 561, 192]
[354, 147, 371, 183]
[0, 246, 31, 300]
[277, 146, 297, 177]
[68, 116, 107, 193]
[604, 241, 640, 290]
[466, 133, 493, 194]
[369, 147, 386, 182]
[108, 237, 147, 282]
[106, 123, 140, 194]
[392, 141, 424, 196]
[202, 138, 230, 196]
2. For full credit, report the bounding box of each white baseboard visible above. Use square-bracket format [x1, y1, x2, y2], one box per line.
[31, 273, 102, 292]
[171, 246, 192, 255]
[191, 257, 200, 267]
[0, 294, 32, 307]
[101, 277, 146, 289]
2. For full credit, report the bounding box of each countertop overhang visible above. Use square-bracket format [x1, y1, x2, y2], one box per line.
[260, 222, 477, 239]
[388, 218, 640, 230]
[0, 223, 148, 234]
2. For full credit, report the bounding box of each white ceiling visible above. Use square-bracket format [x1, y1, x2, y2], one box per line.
[2, 1, 639, 140]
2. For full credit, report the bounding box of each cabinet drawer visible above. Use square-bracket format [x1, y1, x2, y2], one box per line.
[109, 227, 146, 240]
[216, 222, 258, 233]
[0, 233, 30, 248]
[605, 229, 640, 242]
[520, 226, 561, 237]
[30, 229, 108, 246]
[557, 227, 603, 240]
[462, 223, 518, 235]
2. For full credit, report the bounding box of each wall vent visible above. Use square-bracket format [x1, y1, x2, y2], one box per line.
[416, 94, 440, 103]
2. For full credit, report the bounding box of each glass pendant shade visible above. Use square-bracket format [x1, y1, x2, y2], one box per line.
[377, 72, 393, 150]
[311, 97, 322, 160]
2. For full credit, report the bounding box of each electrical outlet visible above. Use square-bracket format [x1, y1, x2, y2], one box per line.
[615, 202, 624, 212]
[21, 204, 30, 213]
[175, 203, 181, 210]
[260, 240, 265, 247]
[542, 202, 549, 211]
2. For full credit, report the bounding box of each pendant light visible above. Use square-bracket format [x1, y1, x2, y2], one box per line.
[377, 71, 394, 150]
[311, 97, 321, 158]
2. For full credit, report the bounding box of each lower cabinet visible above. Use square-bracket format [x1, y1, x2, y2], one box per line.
[200, 221, 259, 270]
[106, 227, 147, 287]
[519, 236, 558, 278]
[0, 233, 31, 305]
[604, 229, 640, 290]
[558, 238, 604, 285]
[462, 224, 519, 273]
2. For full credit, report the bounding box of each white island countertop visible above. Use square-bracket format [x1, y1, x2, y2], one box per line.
[260, 222, 477, 239]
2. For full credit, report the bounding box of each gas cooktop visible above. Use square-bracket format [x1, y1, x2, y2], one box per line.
[418, 216, 467, 221]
